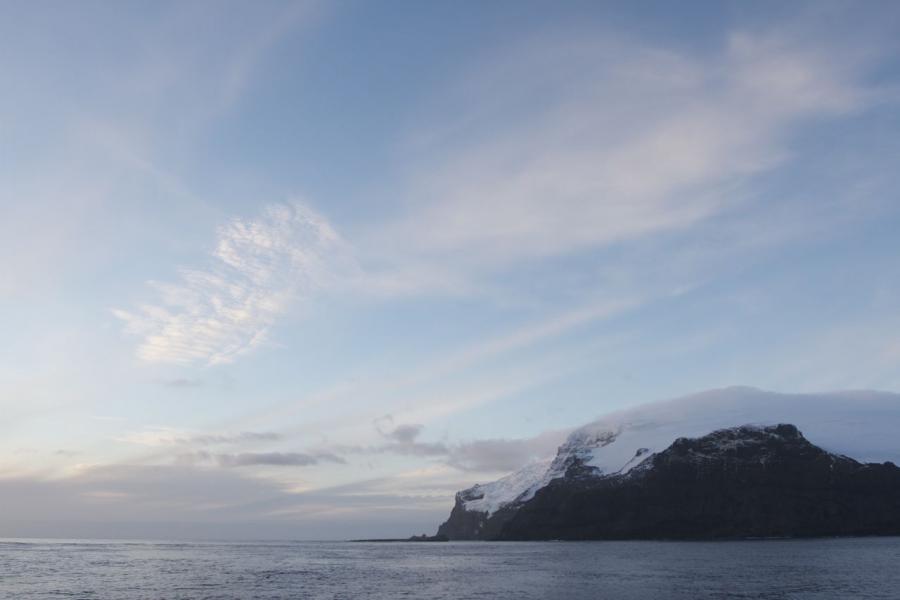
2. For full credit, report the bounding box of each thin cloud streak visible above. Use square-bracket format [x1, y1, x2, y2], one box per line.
[118, 428, 281, 447]
[211, 451, 346, 468]
[387, 31, 874, 265]
[251, 294, 645, 429]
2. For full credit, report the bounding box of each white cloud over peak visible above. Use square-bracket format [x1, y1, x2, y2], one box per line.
[114, 202, 349, 365]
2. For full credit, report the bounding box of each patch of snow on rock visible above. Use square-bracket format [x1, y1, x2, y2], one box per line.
[462, 458, 553, 516]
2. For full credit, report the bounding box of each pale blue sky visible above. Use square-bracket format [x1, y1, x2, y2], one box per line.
[2, 0, 900, 539]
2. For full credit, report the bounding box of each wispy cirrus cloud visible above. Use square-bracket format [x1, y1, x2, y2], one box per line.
[113, 30, 885, 370]
[388, 31, 875, 265]
[0, 1, 322, 301]
[114, 202, 349, 365]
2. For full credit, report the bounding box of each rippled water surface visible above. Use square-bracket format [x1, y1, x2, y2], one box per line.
[2, 537, 899, 599]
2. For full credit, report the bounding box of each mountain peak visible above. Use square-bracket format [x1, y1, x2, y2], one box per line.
[438, 388, 900, 540]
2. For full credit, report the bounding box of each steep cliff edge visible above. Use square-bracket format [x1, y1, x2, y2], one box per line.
[500, 424, 900, 539]
[437, 388, 900, 540]
[439, 423, 900, 540]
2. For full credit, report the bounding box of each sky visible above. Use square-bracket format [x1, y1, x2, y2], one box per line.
[2, 0, 900, 540]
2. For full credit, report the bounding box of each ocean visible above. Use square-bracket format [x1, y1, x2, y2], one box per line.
[2, 537, 899, 599]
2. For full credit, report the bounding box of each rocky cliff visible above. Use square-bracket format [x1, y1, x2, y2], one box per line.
[439, 423, 900, 540]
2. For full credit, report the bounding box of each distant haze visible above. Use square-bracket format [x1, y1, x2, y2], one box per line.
[3, 388, 900, 540]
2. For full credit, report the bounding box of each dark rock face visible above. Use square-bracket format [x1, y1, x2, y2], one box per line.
[437, 488, 517, 540]
[443, 424, 900, 540]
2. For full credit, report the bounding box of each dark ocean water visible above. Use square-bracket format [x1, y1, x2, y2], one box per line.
[2, 537, 899, 599]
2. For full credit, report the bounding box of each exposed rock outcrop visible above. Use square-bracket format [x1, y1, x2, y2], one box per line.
[439, 424, 900, 540]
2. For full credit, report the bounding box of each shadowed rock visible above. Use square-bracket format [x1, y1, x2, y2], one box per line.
[439, 424, 900, 540]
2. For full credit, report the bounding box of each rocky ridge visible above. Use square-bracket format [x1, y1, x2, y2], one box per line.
[438, 423, 900, 540]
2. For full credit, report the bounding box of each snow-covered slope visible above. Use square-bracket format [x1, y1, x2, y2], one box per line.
[460, 458, 553, 515]
[459, 387, 900, 517]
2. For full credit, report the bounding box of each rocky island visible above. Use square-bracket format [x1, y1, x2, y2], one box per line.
[436, 389, 900, 541]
